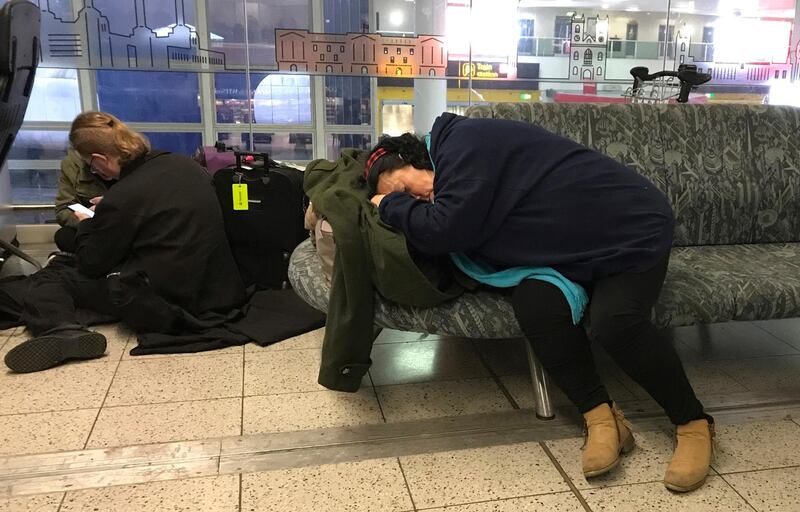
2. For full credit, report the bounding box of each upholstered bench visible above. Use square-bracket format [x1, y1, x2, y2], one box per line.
[289, 102, 800, 419]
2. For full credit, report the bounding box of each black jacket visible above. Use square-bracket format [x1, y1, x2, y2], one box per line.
[75, 151, 247, 314]
[380, 113, 674, 283]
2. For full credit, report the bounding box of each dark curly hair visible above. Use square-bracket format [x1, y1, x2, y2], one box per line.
[362, 133, 433, 194]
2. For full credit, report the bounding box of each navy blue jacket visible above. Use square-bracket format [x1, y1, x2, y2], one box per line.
[379, 113, 674, 284]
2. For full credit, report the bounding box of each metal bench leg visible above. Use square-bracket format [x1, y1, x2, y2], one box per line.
[524, 339, 555, 420]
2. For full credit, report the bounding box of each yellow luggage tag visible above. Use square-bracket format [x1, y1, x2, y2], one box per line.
[232, 179, 249, 211]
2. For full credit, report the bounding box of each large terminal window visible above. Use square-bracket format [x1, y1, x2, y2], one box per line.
[8, 0, 800, 224]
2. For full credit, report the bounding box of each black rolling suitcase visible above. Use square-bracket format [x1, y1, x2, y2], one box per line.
[212, 151, 308, 289]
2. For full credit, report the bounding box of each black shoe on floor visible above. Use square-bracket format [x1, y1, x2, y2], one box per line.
[4, 330, 107, 373]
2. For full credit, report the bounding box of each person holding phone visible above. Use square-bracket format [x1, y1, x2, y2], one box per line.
[53, 149, 111, 253]
[4, 111, 246, 373]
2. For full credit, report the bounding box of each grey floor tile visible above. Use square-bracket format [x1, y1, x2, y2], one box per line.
[752, 318, 800, 350]
[0, 409, 98, 456]
[369, 338, 488, 386]
[671, 322, 799, 360]
[499, 374, 574, 410]
[104, 354, 243, 406]
[244, 348, 325, 395]
[471, 338, 530, 376]
[242, 389, 384, 434]
[500, 373, 636, 411]
[713, 355, 800, 391]
[375, 378, 514, 423]
[421, 492, 585, 512]
[374, 329, 440, 344]
[400, 442, 568, 509]
[545, 429, 678, 490]
[713, 420, 800, 473]
[723, 466, 800, 512]
[241, 458, 414, 512]
[0, 363, 116, 415]
[614, 360, 748, 400]
[245, 327, 324, 352]
[59, 475, 239, 512]
[580, 476, 752, 511]
[0, 493, 63, 512]
[87, 398, 242, 448]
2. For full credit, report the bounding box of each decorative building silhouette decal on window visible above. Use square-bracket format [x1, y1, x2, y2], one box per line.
[34, 0, 226, 70]
[568, 15, 608, 82]
[275, 29, 447, 78]
[26, 1, 795, 85]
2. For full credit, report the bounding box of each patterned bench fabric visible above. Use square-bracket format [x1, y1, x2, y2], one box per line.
[289, 102, 800, 338]
[746, 106, 800, 243]
[467, 103, 667, 192]
[658, 104, 755, 246]
[290, 240, 800, 337]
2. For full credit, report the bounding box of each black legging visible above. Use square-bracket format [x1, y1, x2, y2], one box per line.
[511, 253, 705, 425]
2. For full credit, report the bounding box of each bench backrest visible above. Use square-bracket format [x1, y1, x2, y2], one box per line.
[464, 102, 800, 247]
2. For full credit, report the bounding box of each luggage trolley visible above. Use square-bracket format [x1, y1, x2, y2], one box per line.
[622, 64, 712, 104]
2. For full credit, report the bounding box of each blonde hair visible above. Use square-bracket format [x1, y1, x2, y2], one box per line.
[69, 111, 150, 165]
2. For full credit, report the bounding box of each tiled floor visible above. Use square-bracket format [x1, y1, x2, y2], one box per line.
[2, 273, 800, 510]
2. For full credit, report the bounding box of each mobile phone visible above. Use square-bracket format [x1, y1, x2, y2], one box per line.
[68, 203, 95, 218]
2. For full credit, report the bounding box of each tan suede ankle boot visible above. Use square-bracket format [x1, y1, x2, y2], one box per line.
[664, 418, 714, 492]
[582, 402, 635, 477]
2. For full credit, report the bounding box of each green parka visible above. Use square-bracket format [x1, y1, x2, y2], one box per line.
[305, 149, 472, 391]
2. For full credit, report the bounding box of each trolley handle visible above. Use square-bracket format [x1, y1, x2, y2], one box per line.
[629, 65, 711, 103]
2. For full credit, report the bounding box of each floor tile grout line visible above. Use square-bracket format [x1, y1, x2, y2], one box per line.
[706, 359, 757, 394]
[81, 333, 129, 450]
[55, 490, 67, 512]
[676, 352, 800, 364]
[539, 441, 594, 512]
[368, 371, 388, 423]
[115, 352, 246, 366]
[712, 463, 800, 477]
[240, 348, 245, 437]
[396, 458, 418, 511]
[97, 393, 247, 409]
[237, 472, 243, 512]
[412, 491, 590, 511]
[470, 339, 521, 410]
[715, 473, 760, 512]
[0, 396, 246, 418]
[372, 375, 501, 391]
[748, 321, 800, 353]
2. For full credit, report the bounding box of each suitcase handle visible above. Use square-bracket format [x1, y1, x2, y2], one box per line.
[235, 150, 271, 169]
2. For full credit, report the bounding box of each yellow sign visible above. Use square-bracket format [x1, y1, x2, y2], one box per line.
[461, 62, 499, 79]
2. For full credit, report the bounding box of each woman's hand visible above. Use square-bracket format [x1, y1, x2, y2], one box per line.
[89, 196, 103, 211]
[73, 211, 91, 222]
[370, 194, 386, 207]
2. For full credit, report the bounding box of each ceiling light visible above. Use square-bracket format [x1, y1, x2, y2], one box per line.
[389, 10, 404, 26]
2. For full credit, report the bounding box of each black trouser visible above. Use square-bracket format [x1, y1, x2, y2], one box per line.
[18, 258, 186, 336]
[511, 254, 705, 426]
[54, 226, 78, 253]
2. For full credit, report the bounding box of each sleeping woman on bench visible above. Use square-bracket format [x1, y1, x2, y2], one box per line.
[365, 112, 714, 493]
